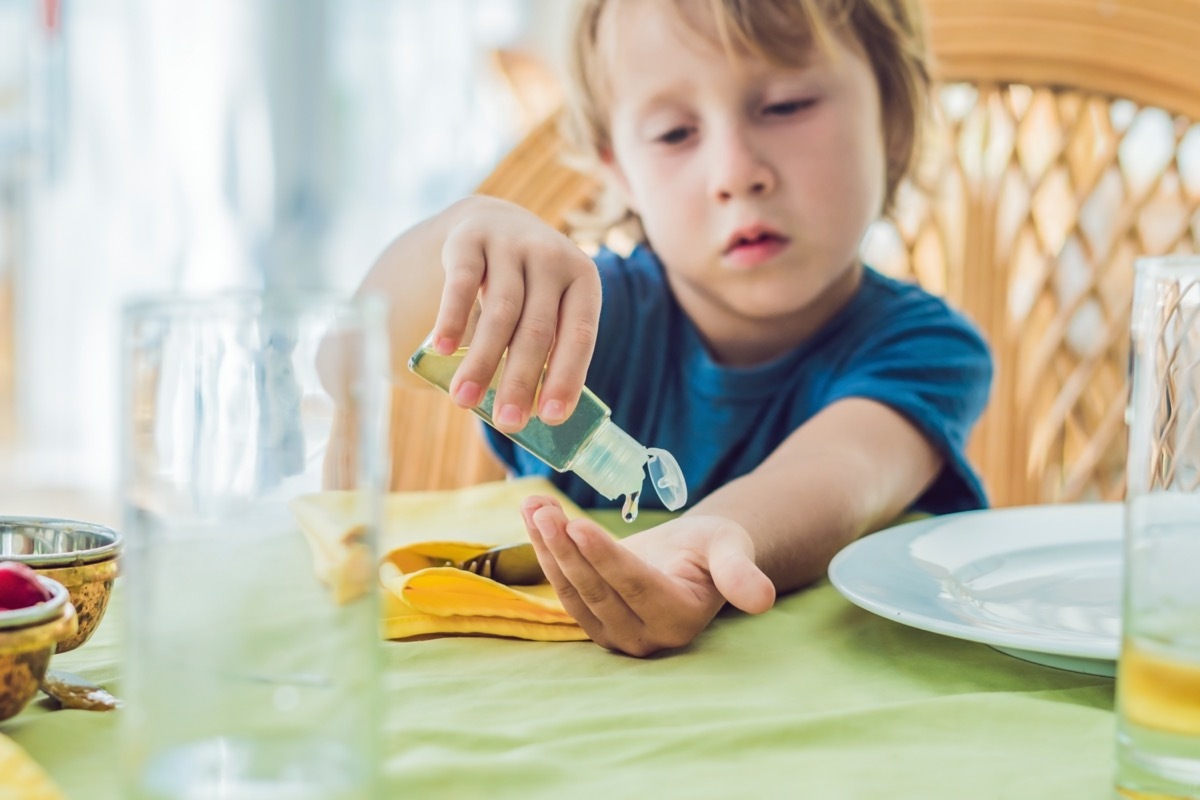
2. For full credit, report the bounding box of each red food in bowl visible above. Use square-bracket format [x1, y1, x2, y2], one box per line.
[0, 561, 54, 611]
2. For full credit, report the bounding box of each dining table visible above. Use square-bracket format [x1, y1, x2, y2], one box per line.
[2, 502, 1117, 799]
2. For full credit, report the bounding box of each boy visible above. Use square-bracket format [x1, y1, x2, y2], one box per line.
[356, 0, 991, 656]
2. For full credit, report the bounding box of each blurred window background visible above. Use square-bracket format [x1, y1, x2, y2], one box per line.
[0, 0, 568, 492]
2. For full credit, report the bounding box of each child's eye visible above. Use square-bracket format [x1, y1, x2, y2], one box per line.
[655, 126, 693, 145]
[763, 99, 816, 117]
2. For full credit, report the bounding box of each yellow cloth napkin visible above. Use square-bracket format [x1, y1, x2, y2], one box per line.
[292, 477, 597, 642]
[0, 733, 66, 800]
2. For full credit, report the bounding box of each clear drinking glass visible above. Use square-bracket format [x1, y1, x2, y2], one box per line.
[1117, 255, 1200, 799]
[119, 293, 388, 799]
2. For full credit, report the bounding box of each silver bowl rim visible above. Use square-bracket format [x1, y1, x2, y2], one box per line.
[0, 516, 123, 568]
[0, 575, 70, 631]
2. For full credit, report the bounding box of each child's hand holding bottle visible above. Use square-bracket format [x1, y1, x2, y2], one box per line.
[429, 196, 603, 434]
[409, 196, 688, 520]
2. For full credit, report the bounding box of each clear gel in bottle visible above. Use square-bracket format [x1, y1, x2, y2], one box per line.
[408, 338, 686, 521]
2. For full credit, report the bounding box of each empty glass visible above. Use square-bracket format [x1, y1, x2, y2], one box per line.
[119, 293, 388, 799]
[1117, 255, 1200, 799]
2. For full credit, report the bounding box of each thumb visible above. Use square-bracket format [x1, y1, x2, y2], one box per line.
[707, 534, 775, 615]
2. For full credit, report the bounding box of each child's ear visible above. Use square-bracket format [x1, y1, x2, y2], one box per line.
[599, 148, 639, 215]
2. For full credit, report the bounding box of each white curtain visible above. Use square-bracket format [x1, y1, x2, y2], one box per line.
[10, 0, 533, 488]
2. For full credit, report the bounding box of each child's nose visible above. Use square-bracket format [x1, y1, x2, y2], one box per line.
[710, 130, 776, 202]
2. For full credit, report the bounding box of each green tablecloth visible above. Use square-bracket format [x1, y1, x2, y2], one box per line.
[4, 511, 1116, 799]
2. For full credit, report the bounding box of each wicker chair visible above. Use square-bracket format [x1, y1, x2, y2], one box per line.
[389, 0, 1200, 508]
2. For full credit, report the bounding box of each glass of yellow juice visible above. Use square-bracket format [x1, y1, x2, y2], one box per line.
[1118, 255, 1200, 798]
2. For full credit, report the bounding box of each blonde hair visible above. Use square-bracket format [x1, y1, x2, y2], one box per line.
[561, 0, 931, 240]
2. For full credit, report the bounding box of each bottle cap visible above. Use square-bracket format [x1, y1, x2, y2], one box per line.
[571, 420, 648, 502]
[646, 448, 687, 510]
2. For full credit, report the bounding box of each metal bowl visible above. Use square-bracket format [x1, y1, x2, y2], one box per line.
[0, 517, 122, 653]
[0, 576, 78, 721]
[0, 517, 122, 566]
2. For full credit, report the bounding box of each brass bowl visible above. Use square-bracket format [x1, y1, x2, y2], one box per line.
[0, 576, 78, 721]
[0, 518, 122, 653]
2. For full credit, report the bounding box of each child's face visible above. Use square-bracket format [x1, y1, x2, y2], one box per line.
[601, 0, 886, 362]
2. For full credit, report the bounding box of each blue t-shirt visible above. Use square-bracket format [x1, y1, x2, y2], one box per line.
[484, 245, 992, 515]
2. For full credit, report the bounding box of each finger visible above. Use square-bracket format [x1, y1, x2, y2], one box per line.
[519, 495, 562, 533]
[563, 520, 696, 627]
[434, 228, 488, 355]
[524, 505, 602, 632]
[450, 257, 526, 411]
[493, 281, 562, 432]
[543, 513, 643, 630]
[707, 536, 775, 614]
[538, 273, 601, 425]
[562, 521, 708, 655]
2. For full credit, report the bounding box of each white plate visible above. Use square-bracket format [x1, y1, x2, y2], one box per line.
[828, 503, 1122, 676]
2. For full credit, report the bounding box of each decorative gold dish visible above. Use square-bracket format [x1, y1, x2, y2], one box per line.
[0, 576, 77, 721]
[0, 518, 121, 652]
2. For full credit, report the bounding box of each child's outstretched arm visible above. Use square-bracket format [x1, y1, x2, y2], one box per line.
[521, 397, 942, 657]
[357, 195, 601, 431]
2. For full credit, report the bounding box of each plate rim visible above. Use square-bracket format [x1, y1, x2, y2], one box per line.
[827, 502, 1122, 661]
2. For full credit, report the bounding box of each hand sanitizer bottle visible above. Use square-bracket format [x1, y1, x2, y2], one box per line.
[408, 337, 686, 522]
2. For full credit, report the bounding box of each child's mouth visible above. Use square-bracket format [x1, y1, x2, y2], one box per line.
[724, 229, 790, 267]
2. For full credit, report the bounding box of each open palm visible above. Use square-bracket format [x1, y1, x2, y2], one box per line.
[520, 496, 775, 657]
